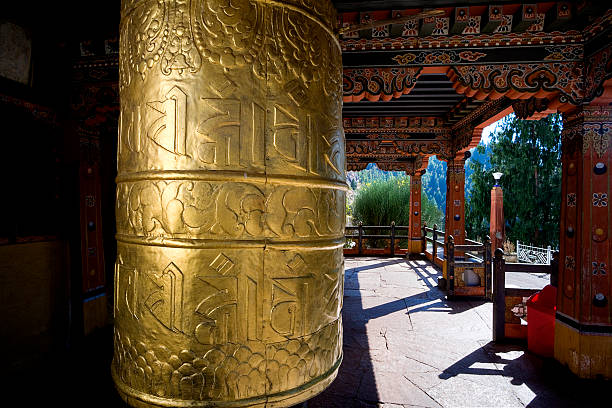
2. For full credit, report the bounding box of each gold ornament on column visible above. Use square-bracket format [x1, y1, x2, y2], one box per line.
[112, 0, 346, 406]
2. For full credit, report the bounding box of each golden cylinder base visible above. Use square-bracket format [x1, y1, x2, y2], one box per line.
[113, 352, 342, 408]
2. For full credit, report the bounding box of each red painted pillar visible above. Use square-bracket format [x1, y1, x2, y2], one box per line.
[445, 155, 468, 247]
[490, 183, 504, 252]
[409, 171, 423, 253]
[556, 106, 612, 378]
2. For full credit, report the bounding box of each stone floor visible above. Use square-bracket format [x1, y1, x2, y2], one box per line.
[12, 257, 609, 407]
[307, 257, 608, 408]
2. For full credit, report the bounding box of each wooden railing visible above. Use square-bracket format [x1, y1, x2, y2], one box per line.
[421, 223, 492, 299]
[344, 222, 410, 256]
[421, 224, 446, 267]
[492, 248, 559, 342]
[446, 235, 492, 299]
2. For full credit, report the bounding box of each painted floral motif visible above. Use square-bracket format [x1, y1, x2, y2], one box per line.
[372, 24, 390, 38]
[462, 16, 481, 35]
[432, 18, 449, 36]
[567, 193, 577, 207]
[341, 23, 358, 39]
[392, 50, 486, 65]
[565, 255, 575, 270]
[592, 262, 607, 275]
[402, 19, 418, 36]
[544, 45, 583, 61]
[494, 15, 513, 33]
[527, 13, 545, 32]
[583, 129, 610, 157]
[593, 193, 608, 207]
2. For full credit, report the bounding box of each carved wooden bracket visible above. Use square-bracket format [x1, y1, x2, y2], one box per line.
[343, 67, 422, 102]
[346, 139, 450, 158]
[511, 97, 551, 120]
[447, 62, 584, 105]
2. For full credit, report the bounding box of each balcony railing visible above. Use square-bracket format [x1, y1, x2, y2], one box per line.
[421, 224, 446, 267]
[344, 222, 410, 256]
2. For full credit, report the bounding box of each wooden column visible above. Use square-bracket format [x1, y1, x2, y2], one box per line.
[445, 154, 468, 249]
[409, 171, 424, 253]
[556, 106, 612, 379]
[490, 184, 504, 252]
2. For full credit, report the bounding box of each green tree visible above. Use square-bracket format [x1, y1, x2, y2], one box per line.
[421, 193, 444, 229]
[465, 114, 562, 247]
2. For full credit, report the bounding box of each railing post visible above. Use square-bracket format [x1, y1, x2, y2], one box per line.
[421, 222, 426, 254]
[493, 248, 506, 342]
[516, 240, 519, 258]
[433, 224, 438, 261]
[550, 251, 559, 287]
[547, 245, 552, 264]
[484, 235, 492, 300]
[447, 235, 455, 298]
[390, 221, 396, 257]
[358, 222, 363, 256]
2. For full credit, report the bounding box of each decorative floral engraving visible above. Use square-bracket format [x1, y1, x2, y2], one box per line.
[583, 128, 610, 157]
[593, 192, 608, 207]
[116, 181, 345, 240]
[592, 262, 607, 275]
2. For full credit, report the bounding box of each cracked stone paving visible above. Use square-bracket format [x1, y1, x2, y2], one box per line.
[305, 257, 609, 408]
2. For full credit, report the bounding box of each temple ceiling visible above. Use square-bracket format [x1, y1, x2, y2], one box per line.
[339, 1, 612, 170]
[5, 1, 611, 174]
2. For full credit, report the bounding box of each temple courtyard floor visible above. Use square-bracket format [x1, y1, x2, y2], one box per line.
[307, 257, 608, 408]
[15, 257, 609, 407]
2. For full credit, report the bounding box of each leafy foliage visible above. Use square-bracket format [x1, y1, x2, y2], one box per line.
[351, 177, 443, 228]
[421, 192, 444, 228]
[353, 178, 411, 226]
[465, 114, 562, 247]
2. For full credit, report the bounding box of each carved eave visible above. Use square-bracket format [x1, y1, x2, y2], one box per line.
[346, 156, 426, 174]
[450, 97, 514, 154]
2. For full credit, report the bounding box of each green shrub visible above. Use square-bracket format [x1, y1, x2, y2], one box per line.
[353, 178, 411, 226]
[353, 178, 443, 227]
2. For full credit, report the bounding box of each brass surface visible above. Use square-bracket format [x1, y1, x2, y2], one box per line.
[113, 0, 346, 406]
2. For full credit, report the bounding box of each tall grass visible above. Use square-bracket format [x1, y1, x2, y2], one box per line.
[353, 178, 412, 226]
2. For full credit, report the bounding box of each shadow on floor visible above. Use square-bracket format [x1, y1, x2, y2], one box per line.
[10, 257, 609, 408]
[439, 341, 610, 408]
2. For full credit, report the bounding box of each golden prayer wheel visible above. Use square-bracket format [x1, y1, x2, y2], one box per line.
[112, 0, 346, 407]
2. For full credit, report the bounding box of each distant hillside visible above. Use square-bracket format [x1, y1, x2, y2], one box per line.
[421, 142, 492, 214]
[347, 163, 407, 190]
